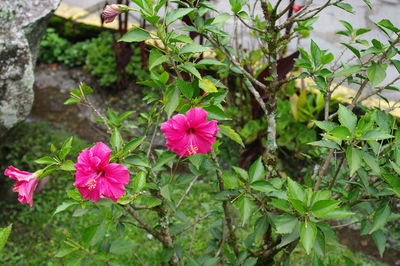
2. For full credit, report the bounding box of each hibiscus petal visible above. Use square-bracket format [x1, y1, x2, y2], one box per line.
[194, 120, 219, 137]
[166, 133, 189, 157]
[104, 163, 130, 184]
[77, 186, 101, 202]
[192, 134, 214, 154]
[15, 178, 38, 207]
[4, 165, 34, 181]
[170, 114, 189, 131]
[102, 182, 125, 202]
[90, 142, 112, 168]
[186, 107, 208, 127]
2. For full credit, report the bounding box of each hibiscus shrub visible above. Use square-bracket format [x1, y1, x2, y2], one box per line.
[2, 1, 400, 265]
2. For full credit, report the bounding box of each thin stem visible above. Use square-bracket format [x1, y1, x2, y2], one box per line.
[173, 213, 211, 236]
[211, 150, 239, 257]
[84, 99, 112, 133]
[124, 205, 164, 242]
[328, 155, 345, 190]
[314, 149, 334, 191]
[147, 110, 161, 158]
[170, 157, 181, 183]
[133, 251, 146, 266]
[171, 175, 200, 217]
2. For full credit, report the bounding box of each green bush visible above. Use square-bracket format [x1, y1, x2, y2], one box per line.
[38, 28, 149, 87]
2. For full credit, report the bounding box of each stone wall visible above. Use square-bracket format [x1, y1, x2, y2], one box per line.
[0, 0, 60, 136]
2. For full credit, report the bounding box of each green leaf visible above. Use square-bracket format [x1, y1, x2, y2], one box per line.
[314, 121, 339, 132]
[339, 20, 353, 32]
[123, 136, 146, 154]
[331, 65, 361, 77]
[119, 28, 151, 42]
[222, 173, 239, 189]
[338, 104, 357, 135]
[64, 97, 80, 105]
[370, 203, 391, 234]
[311, 200, 340, 218]
[110, 240, 136, 255]
[392, 60, 400, 74]
[233, 166, 248, 181]
[251, 180, 276, 193]
[249, 157, 265, 182]
[362, 151, 380, 175]
[240, 197, 254, 226]
[125, 154, 151, 168]
[328, 126, 351, 140]
[203, 105, 230, 120]
[362, 0, 372, 8]
[346, 147, 362, 176]
[149, 49, 168, 70]
[219, 125, 244, 147]
[376, 19, 399, 34]
[358, 130, 393, 141]
[269, 199, 292, 213]
[67, 189, 83, 201]
[310, 40, 321, 67]
[197, 58, 225, 66]
[367, 61, 386, 88]
[132, 171, 146, 193]
[80, 84, 93, 96]
[35, 156, 57, 165]
[320, 53, 334, 65]
[299, 221, 317, 255]
[91, 222, 106, 246]
[341, 43, 360, 58]
[308, 140, 340, 150]
[372, 230, 386, 257]
[355, 28, 371, 36]
[53, 201, 78, 215]
[179, 63, 202, 79]
[164, 86, 180, 118]
[0, 224, 12, 251]
[212, 12, 231, 26]
[287, 177, 306, 203]
[59, 136, 73, 160]
[199, 78, 218, 93]
[166, 8, 195, 26]
[153, 151, 176, 171]
[321, 208, 354, 219]
[142, 196, 162, 208]
[290, 199, 306, 214]
[180, 44, 210, 55]
[176, 79, 193, 99]
[189, 153, 204, 170]
[60, 160, 76, 171]
[55, 247, 78, 258]
[275, 214, 298, 234]
[254, 216, 269, 243]
[110, 128, 122, 152]
[334, 2, 354, 13]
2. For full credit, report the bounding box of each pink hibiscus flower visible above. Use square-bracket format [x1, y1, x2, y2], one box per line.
[160, 107, 219, 157]
[74, 142, 130, 202]
[292, 4, 304, 12]
[4, 166, 38, 207]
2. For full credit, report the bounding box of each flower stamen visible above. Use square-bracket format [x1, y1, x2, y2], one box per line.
[187, 145, 199, 155]
[86, 178, 97, 190]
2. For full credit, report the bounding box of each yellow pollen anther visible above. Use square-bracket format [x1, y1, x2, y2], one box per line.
[187, 145, 199, 155]
[86, 179, 97, 190]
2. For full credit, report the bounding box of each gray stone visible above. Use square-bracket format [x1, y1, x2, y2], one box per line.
[0, 0, 60, 136]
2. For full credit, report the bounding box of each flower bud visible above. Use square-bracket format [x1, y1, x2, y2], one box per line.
[102, 4, 129, 23]
[292, 4, 304, 13]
